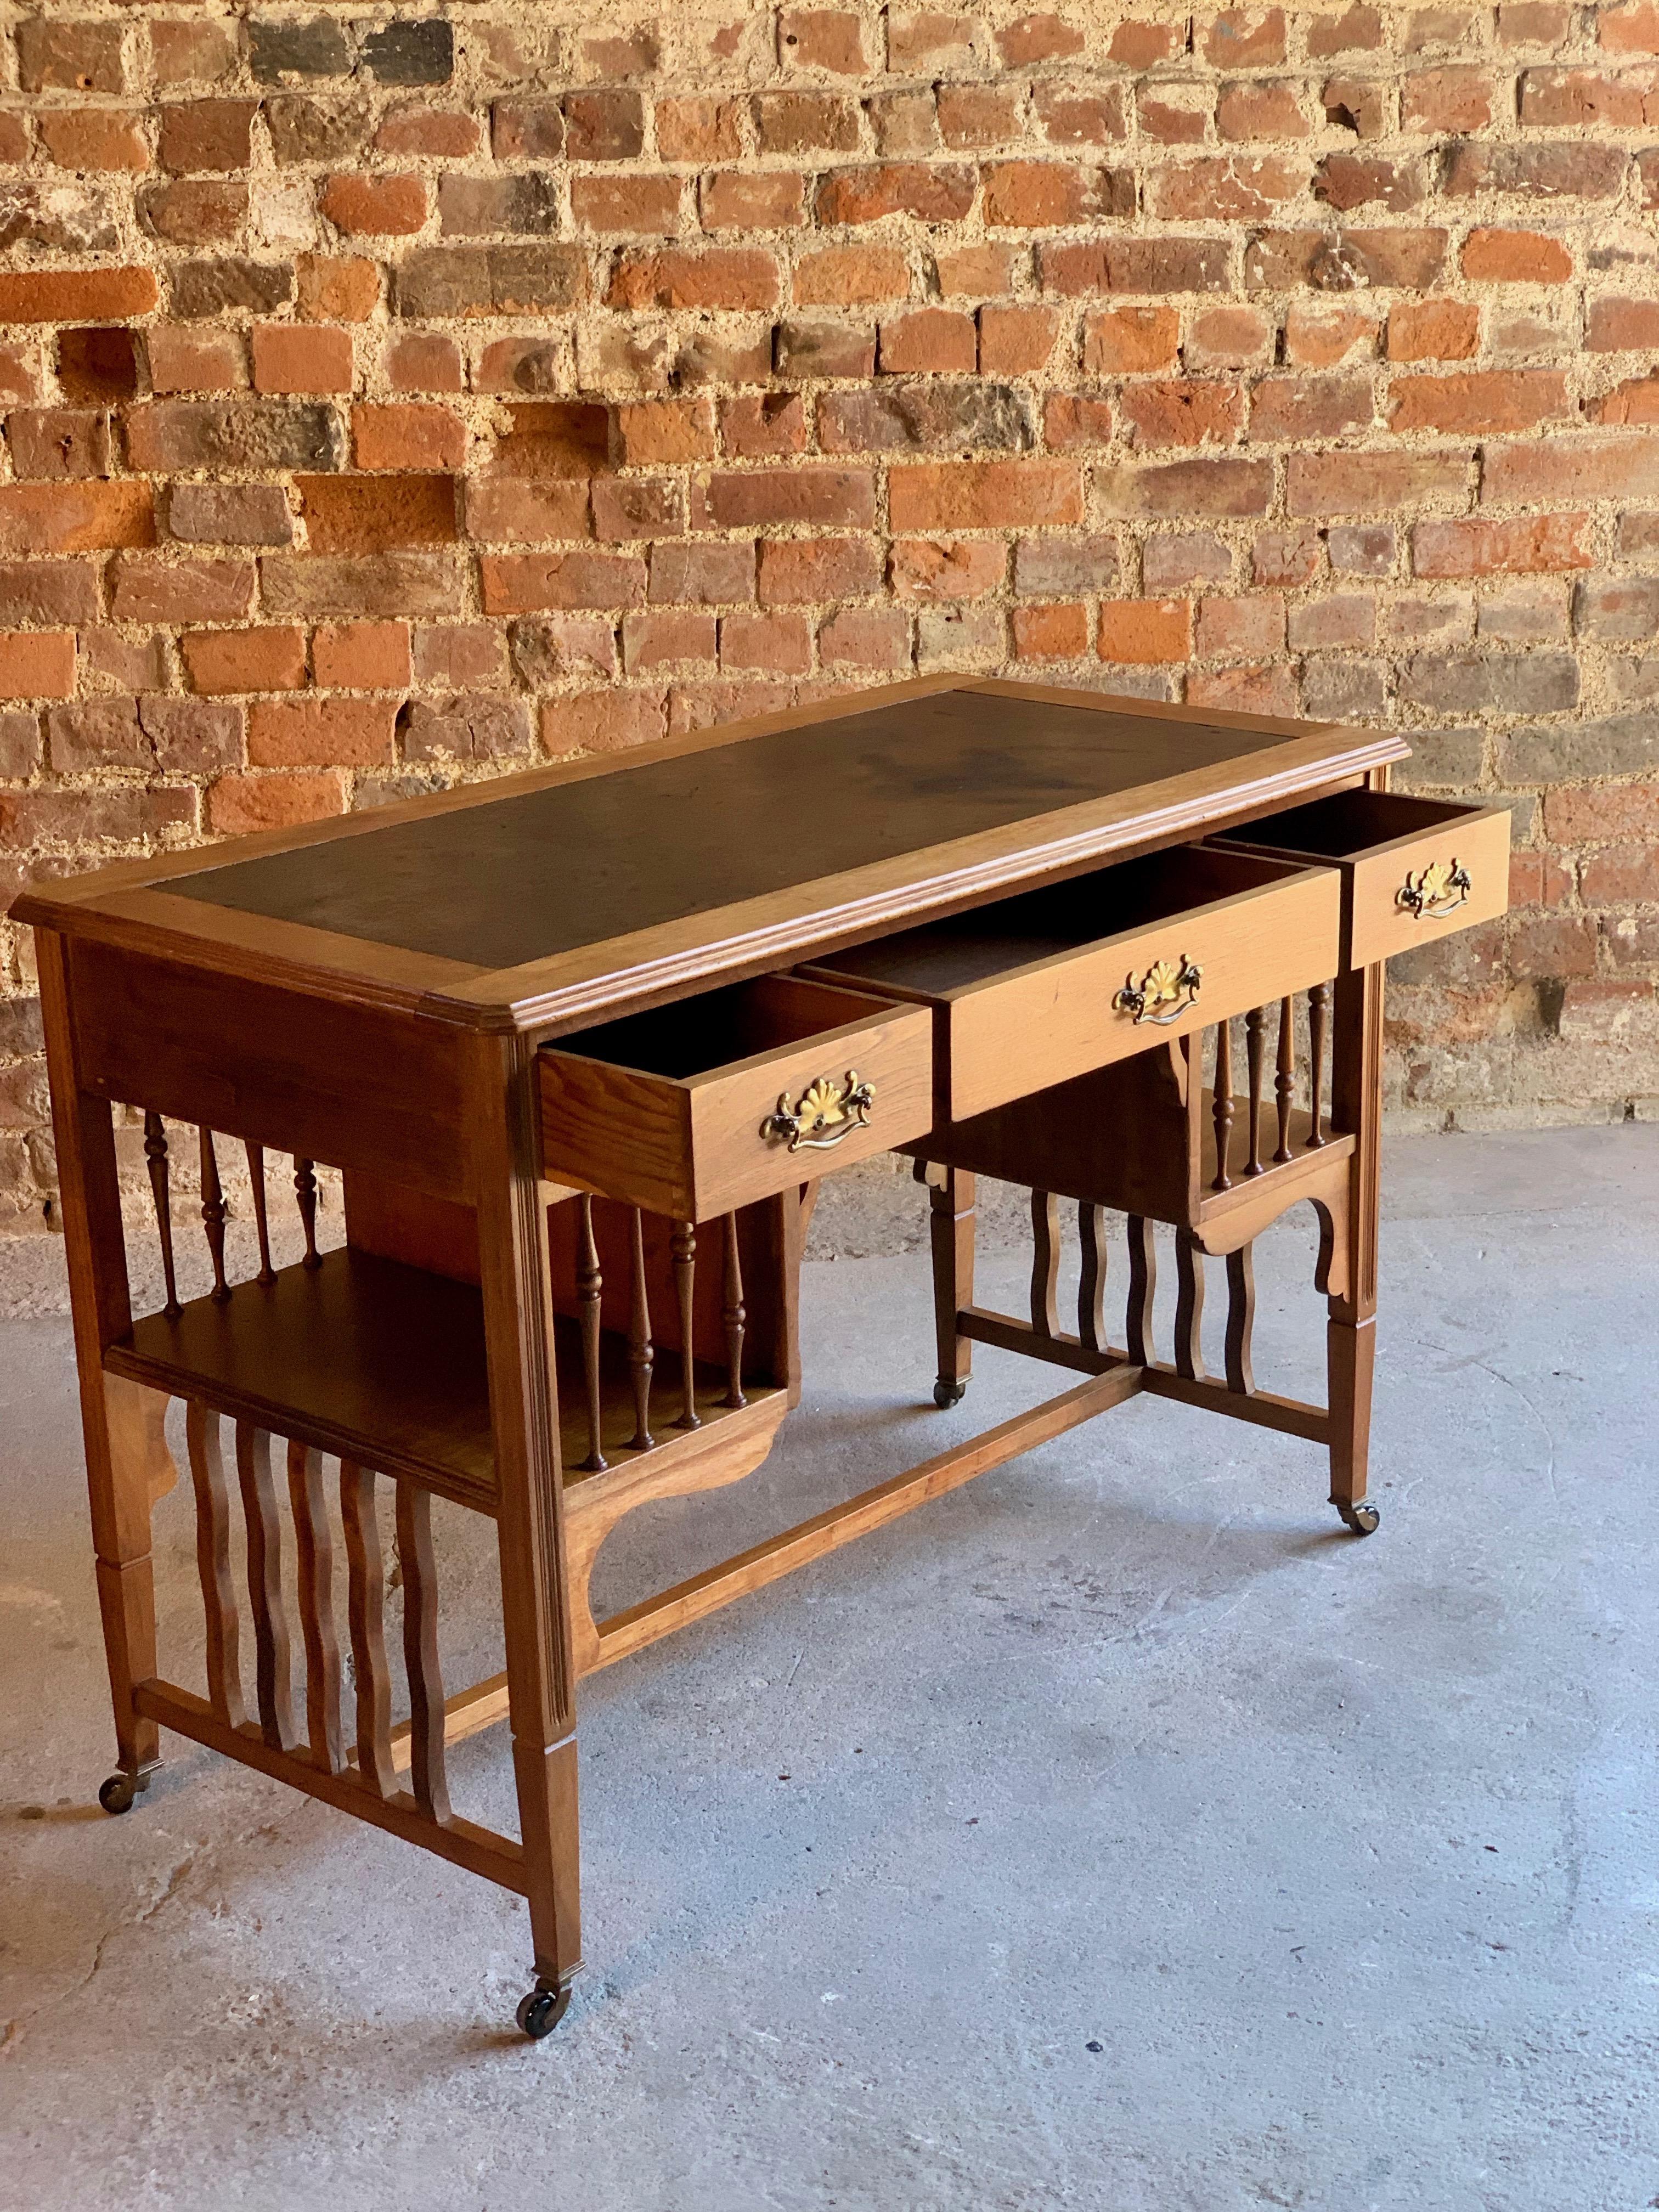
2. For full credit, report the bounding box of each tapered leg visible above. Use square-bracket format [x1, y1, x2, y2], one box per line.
[38, 930, 166, 1810]
[927, 1165, 975, 1407]
[468, 1032, 582, 2027]
[1327, 850, 1386, 1534]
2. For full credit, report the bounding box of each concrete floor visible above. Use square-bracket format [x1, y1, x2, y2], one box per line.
[2, 1126, 1657, 2211]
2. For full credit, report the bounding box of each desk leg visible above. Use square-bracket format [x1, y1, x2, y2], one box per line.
[38, 929, 166, 1810]
[471, 1034, 582, 2034]
[928, 1166, 975, 1408]
[1328, 949, 1384, 1537]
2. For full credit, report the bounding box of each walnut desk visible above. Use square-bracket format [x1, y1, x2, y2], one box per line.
[15, 675, 1509, 2037]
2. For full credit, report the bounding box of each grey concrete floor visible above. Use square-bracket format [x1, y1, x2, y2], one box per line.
[2, 1126, 1658, 2212]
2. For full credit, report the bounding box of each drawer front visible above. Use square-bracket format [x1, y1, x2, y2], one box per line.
[1346, 804, 1509, 967]
[540, 995, 933, 1221]
[945, 865, 1341, 1120]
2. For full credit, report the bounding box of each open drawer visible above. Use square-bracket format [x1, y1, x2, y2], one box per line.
[1210, 789, 1510, 968]
[539, 974, 933, 1221]
[803, 845, 1341, 1123]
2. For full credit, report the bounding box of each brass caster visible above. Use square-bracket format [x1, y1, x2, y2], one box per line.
[1336, 1500, 1380, 1537]
[933, 1378, 968, 1409]
[98, 1770, 143, 1815]
[516, 1980, 573, 2039]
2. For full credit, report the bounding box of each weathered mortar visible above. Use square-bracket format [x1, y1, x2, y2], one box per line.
[1, 0, 1657, 1236]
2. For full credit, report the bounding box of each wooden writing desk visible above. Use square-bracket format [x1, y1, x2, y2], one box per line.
[16, 676, 1509, 2036]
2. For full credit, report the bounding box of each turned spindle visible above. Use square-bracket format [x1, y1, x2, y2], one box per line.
[627, 1208, 654, 1452]
[294, 1158, 321, 1268]
[245, 1141, 276, 1285]
[576, 1195, 607, 1474]
[1243, 1005, 1265, 1177]
[1211, 1018, 1234, 1194]
[198, 1128, 230, 1302]
[144, 1111, 182, 1318]
[1273, 997, 1295, 1165]
[721, 1212, 746, 1409]
[672, 1220, 700, 1430]
[1306, 982, 1330, 1150]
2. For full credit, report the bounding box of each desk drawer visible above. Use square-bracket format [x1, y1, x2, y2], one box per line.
[1211, 789, 1510, 968]
[539, 975, 932, 1221]
[804, 846, 1341, 1122]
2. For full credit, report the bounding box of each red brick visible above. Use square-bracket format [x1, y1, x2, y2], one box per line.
[252, 324, 353, 396]
[1119, 381, 1244, 448]
[754, 91, 860, 156]
[17, 20, 126, 93]
[983, 162, 1128, 226]
[1402, 66, 1494, 130]
[606, 249, 781, 311]
[698, 468, 877, 529]
[0, 482, 154, 555]
[818, 606, 911, 669]
[321, 174, 428, 237]
[108, 555, 254, 625]
[354, 404, 466, 471]
[758, 537, 883, 602]
[935, 245, 1019, 298]
[0, 269, 156, 323]
[39, 110, 149, 173]
[182, 627, 306, 695]
[297, 475, 456, 555]
[1519, 65, 1659, 124]
[1387, 299, 1480, 361]
[0, 632, 75, 701]
[719, 610, 812, 674]
[1148, 157, 1307, 221]
[539, 688, 665, 758]
[814, 164, 978, 225]
[1543, 781, 1659, 842]
[1043, 395, 1116, 448]
[999, 12, 1087, 63]
[938, 85, 1026, 149]
[296, 255, 380, 323]
[0, 561, 99, 627]
[622, 611, 718, 674]
[247, 696, 398, 768]
[573, 174, 687, 234]
[721, 393, 808, 459]
[1096, 457, 1274, 518]
[1461, 229, 1573, 283]
[1098, 597, 1190, 663]
[699, 171, 804, 230]
[1286, 448, 1471, 514]
[1582, 845, 1659, 904]
[1481, 435, 1659, 503]
[375, 109, 480, 159]
[879, 309, 978, 374]
[1284, 303, 1378, 367]
[889, 537, 1006, 598]
[1288, 592, 1376, 647]
[1248, 376, 1372, 441]
[1197, 593, 1286, 656]
[657, 95, 743, 164]
[617, 398, 715, 466]
[1138, 92, 1209, 143]
[1188, 662, 1300, 715]
[140, 178, 247, 246]
[888, 460, 1082, 531]
[480, 551, 648, 615]
[979, 305, 1061, 375]
[1594, 375, 1659, 427]
[1602, 0, 1659, 46]
[465, 480, 592, 543]
[653, 542, 760, 603]
[5, 410, 111, 483]
[1186, 307, 1274, 369]
[1110, 17, 1183, 62]
[209, 770, 348, 835]
[592, 478, 686, 542]
[314, 622, 411, 689]
[1043, 238, 1229, 295]
[778, 9, 872, 72]
[793, 245, 911, 306]
[1389, 370, 1570, 434]
[1217, 81, 1311, 139]
[1204, 8, 1288, 63]
[1012, 602, 1089, 658]
[147, 328, 245, 394]
[385, 334, 464, 392]
[1413, 514, 1593, 576]
[159, 100, 258, 173]
[1081, 307, 1181, 373]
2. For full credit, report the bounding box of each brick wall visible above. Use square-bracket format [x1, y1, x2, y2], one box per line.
[2, 2, 1657, 1233]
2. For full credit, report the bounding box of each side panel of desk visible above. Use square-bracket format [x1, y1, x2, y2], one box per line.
[66, 938, 473, 1205]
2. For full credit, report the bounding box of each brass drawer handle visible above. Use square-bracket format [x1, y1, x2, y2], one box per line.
[760, 1070, 874, 1153]
[1114, 955, 1203, 1026]
[1396, 857, 1471, 919]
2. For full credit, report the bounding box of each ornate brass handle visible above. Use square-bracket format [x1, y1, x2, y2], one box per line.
[1396, 857, 1471, 919]
[1113, 955, 1203, 1026]
[759, 1069, 875, 1153]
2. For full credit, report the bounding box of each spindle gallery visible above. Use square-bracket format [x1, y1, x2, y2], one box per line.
[18, 677, 1510, 2035]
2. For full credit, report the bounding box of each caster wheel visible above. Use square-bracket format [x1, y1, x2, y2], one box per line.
[1337, 1500, 1380, 1537]
[933, 1379, 967, 1409]
[516, 1982, 572, 2039]
[98, 1771, 139, 1815]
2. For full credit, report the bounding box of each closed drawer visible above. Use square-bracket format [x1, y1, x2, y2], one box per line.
[1211, 789, 1510, 968]
[539, 974, 932, 1221]
[803, 845, 1341, 1122]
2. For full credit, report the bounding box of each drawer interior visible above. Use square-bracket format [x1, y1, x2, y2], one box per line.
[1211, 789, 1481, 861]
[547, 973, 898, 1082]
[808, 844, 1302, 1001]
